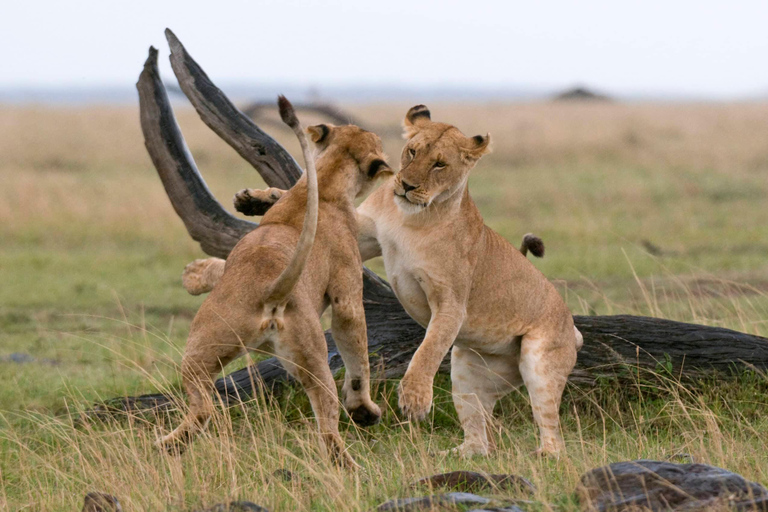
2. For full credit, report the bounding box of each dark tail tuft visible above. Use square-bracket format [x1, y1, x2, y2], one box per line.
[277, 95, 299, 129]
[520, 233, 545, 258]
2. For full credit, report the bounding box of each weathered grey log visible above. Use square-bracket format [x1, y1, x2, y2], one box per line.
[116, 36, 768, 414]
[214, 314, 768, 404]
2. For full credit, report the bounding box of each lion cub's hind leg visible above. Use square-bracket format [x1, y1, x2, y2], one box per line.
[275, 312, 358, 468]
[156, 315, 246, 451]
[182, 258, 226, 295]
[447, 345, 522, 457]
[519, 327, 577, 456]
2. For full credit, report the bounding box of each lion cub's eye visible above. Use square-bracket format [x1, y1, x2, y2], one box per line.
[433, 161, 446, 169]
[407, 148, 416, 158]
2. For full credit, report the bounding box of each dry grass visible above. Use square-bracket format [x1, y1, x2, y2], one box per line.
[1, 102, 768, 510]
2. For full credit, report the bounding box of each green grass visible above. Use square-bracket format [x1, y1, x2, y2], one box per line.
[1, 103, 768, 510]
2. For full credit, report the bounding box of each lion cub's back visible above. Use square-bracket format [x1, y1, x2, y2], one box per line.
[468, 226, 569, 328]
[212, 224, 300, 303]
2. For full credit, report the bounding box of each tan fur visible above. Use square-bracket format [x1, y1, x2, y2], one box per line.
[159, 110, 391, 467]
[355, 105, 583, 456]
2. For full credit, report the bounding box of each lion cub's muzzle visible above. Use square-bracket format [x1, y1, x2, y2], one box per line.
[394, 176, 427, 208]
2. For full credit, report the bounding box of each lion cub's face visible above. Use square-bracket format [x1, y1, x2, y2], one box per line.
[392, 105, 491, 214]
[308, 124, 392, 198]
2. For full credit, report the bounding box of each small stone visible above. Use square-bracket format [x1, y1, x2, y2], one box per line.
[196, 502, 268, 512]
[466, 508, 526, 512]
[272, 468, 295, 482]
[410, 471, 535, 495]
[376, 492, 495, 511]
[8, 352, 35, 363]
[82, 492, 122, 512]
[577, 459, 768, 511]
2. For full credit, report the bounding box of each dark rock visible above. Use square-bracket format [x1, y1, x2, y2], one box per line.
[82, 492, 122, 512]
[6, 352, 35, 363]
[195, 502, 268, 512]
[1, 352, 59, 365]
[375, 492, 523, 511]
[410, 471, 535, 495]
[267, 468, 319, 487]
[577, 459, 768, 511]
[271, 468, 295, 482]
[376, 492, 489, 511]
[466, 508, 526, 512]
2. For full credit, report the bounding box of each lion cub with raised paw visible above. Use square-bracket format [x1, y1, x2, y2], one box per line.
[158, 97, 390, 468]
[356, 105, 583, 457]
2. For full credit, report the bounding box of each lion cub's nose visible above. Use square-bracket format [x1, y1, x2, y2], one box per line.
[401, 180, 417, 193]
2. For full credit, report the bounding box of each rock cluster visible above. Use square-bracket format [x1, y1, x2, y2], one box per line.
[83, 461, 768, 511]
[578, 460, 768, 511]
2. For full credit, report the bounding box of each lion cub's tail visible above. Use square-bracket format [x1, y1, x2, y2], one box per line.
[519, 233, 545, 258]
[259, 96, 319, 331]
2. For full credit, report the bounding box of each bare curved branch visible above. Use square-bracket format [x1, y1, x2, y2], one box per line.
[137, 46, 256, 259]
[165, 28, 302, 190]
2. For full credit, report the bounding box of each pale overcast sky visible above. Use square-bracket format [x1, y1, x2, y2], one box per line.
[2, 0, 767, 98]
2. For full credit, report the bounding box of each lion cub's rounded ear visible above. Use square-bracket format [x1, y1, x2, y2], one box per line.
[367, 158, 392, 178]
[463, 133, 492, 160]
[402, 105, 431, 139]
[307, 124, 333, 146]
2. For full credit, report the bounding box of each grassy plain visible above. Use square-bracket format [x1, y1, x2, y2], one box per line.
[1, 101, 767, 510]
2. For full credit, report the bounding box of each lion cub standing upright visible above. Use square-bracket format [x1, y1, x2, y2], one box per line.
[357, 105, 583, 456]
[157, 97, 390, 467]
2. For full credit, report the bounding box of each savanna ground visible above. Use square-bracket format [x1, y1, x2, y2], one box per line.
[1, 101, 768, 511]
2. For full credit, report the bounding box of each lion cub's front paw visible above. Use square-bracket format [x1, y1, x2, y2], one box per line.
[398, 374, 433, 421]
[233, 187, 283, 216]
[532, 443, 564, 458]
[347, 400, 382, 427]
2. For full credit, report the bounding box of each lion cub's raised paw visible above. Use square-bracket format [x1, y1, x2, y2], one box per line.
[233, 187, 284, 216]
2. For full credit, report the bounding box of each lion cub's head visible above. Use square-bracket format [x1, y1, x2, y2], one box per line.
[393, 105, 491, 214]
[307, 124, 392, 198]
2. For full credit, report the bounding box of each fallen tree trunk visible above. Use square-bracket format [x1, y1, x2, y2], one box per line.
[114, 33, 768, 413]
[211, 301, 768, 405]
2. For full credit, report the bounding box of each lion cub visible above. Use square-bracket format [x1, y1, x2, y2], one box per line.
[158, 97, 390, 467]
[356, 105, 584, 457]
